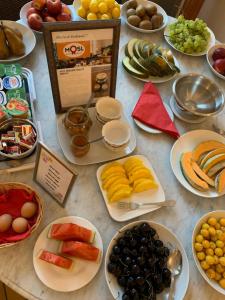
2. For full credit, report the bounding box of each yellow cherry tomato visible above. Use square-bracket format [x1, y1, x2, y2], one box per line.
[98, 2, 108, 13]
[210, 241, 216, 249]
[89, 0, 99, 13]
[200, 229, 209, 238]
[201, 260, 210, 270]
[216, 240, 225, 249]
[202, 223, 210, 230]
[194, 243, 203, 252]
[206, 255, 215, 265]
[215, 272, 222, 281]
[215, 223, 221, 230]
[215, 248, 224, 257]
[220, 257, 225, 267]
[208, 217, 217, 226]
[206, 268, 216, 279]
[209, 227, 216, 236]
[195, 234, 204, 243]
[77, 6, 87, 18]
[214, 255, 219, 264]
[112, 6, 120, 18]
[197, 252, 205, 261]
[219, 278, 225, 289]
[202, 240, 210, 249]
[206, 248, 214, 256]
[220, 218, 225, 227]
[216, 264, 225, 273]
[87, 12, 97, 19]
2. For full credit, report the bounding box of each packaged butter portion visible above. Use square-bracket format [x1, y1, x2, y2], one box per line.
[0, 91, 7, 105]
[3, 75, 22, 90]
[6, 98, 29, 119]
[4, 64, 22, 76]
[6, 87, 26, 102]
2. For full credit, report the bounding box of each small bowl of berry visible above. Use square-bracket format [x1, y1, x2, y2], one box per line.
[207, 44, 225, 80]
[105, 220, 189, 300]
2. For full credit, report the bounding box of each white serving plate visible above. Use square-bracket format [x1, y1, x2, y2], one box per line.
[0, 20, 36, 63]
[164, 25, 215, 56]
[170, 129, 225, 197]
[192, 210, 225, 296]
[57, 107, 136, 165]
[33, 216, 103, 292]
[20, 2, 77, 35]
[134, 102, 174, 133]
[96, 155, 165, 222]
[207, 43, 225, 80]
[105, 220, 189, 300]
[122, 0, 168, 33]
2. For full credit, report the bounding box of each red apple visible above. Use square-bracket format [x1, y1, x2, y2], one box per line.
[32, 0, 46, 11]
[44, 16, 57, 22]
[62, 3, 71, 16]
[41, 7, 49, 18]
[212, 48, 225, 61]
[56, 13, 71, 21]
[26, 7, 40, 18]
[46, 0, 62, 16]
[213, 58, 225, 75]
[28, 13, 43, 31]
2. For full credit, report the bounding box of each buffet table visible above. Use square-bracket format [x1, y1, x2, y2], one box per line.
[0, 16, 225, 300]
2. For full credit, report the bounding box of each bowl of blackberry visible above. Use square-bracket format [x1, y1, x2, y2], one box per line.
[105, 221, 189, 300]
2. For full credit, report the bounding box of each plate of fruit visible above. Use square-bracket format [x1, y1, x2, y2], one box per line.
[96, 155, 165, 222]
[74, 0, 121, 20]
[20, 0, 76, 34]
[122, 0, 168, 33]
[164, 15, 215, 56]
[207, 44, 225, 80]
[0, 20, 36, 63]
[170, 129, 225, 198]
[192, 210, 225, 295]
[122, 38, 180, 83]
[105, 220, 189, 300]
[33, 216, 103, 292]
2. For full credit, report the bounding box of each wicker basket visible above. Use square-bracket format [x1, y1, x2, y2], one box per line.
[0, 182, 43, 248]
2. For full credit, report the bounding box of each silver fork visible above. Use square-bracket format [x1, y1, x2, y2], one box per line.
[117, 200, 176, 210]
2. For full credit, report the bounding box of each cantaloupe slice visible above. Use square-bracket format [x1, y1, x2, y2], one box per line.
[200, 148, 225, 167]
[215, 169, 225, 193]
[192, 161, 215, 187]
[208, 161, 225, 177]
[202, 154, 225, 174]
[192, 141, 225, 163]
[180, 152, 209, 191]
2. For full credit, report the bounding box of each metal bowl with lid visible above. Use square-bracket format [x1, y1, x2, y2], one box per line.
[172, 73, 225, 117]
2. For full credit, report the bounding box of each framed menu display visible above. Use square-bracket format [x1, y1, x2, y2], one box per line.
[33, 142, 77, 207]
[43, 20, 121, 113]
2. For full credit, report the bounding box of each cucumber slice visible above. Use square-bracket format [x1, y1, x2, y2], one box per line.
[122, 56, 148, 79]
[125, 38, 139, 59]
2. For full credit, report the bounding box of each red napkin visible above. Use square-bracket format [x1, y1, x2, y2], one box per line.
[132, 83, 180, 139]
[0, 189, 39, 243]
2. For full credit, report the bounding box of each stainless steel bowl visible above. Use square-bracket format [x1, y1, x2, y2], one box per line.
[0, 118, 38, 160]
[172, 73, 225, 116]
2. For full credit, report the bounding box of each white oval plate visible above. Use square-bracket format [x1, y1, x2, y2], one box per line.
[0, 20, 36, 63]
[164, 25, 215, 56]
[207, 43, 225, 80]
[134, 102, 174, 133]
[122, 0, 168, 33]
[33, 216, 103, 292]
[105, 220, 189, 300]
[192, 210, 225, 296]
[96, 155, 165, 222]
[170, 129, 225, 197]
[20, 2, 77, 35]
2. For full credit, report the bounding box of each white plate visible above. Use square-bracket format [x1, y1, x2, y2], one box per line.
[207, 43, 225, 80]
[0, 20, 36, 63]
[33, 216, 103, 292]
[134, 102, 174, 133]
[192, 210, 225, 296]
[170, 129, 225, 197]
[105, 220, 189, 300]
[20, 2, 77, 35]
[57, 107, 136, 165]
[96, 155, 165, 222]
[164, 25, 215, 56]
[122, 0, 168, 33]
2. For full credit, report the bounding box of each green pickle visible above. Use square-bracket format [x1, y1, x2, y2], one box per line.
[4, 64, 22, 76]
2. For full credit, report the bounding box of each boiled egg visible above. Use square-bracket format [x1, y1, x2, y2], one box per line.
[21, 202, 37, 219]
[0, 214, 13, 232]
[12, 217, 28, 233]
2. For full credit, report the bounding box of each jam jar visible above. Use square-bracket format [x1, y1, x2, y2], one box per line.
[71, 135, 90, 157]
[64, 106, 92, 136]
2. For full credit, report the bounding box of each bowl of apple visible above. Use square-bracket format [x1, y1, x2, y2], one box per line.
[20, 0, 76, 34]
[207, 44, 225, 80]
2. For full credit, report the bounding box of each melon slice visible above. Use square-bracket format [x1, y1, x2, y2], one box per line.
[180, 152, 209, 191]
[192, 161, 215, 187]
[202, 154, 225, 174]
[215, 169, 225, 193]
[208, 162, 225, 177]
[200, 148, 225, 167]
[192, 141, 225, 163]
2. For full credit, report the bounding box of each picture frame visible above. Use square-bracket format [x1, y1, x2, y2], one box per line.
[33, 142, 77, 207]
[43, 20, 121, 113]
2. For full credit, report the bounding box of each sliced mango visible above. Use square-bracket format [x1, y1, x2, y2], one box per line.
[200, 148, 225, 167]
[133, 179, 158, 193]
[202, 154, 225, 174]
[102, 162, 122, 174]
[107, 183, 131, 200]
[102, 175, 127, 190]
[125, 162, 144, 173]
[180, 152, 209, 191]
[192, 141, 225, 163]
[215, 169, 225, 193]
[192, 161, 215, 187]
[124, 157, 143, 169]
[129, 169, 152, 183]
[101, 166, 125, 180]
[109, 188, 132, 202]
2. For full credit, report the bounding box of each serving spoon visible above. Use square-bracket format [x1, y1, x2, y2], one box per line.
[167, 249, 182, 300]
